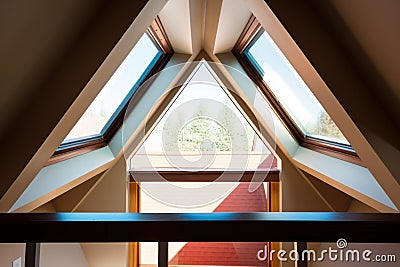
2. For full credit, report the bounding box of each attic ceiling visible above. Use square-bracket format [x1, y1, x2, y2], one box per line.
[0, 0, 399, 210]
[157, 0, 253, 55]
[321, 0, 400, 128]
[0, 0, 150, 204]
[0, 0, 102, 134]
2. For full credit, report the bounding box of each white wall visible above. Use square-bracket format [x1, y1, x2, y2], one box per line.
[0, 243, 89, 267]
[40, 243, 88, 267]
[81, 243, 128, 267]
[0, 243, 25, 267]
[73, 157, 128, 267]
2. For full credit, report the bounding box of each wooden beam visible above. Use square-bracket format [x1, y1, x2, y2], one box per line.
[0, 212, 399, 243]
[203, 0, 223, 55]
[129, 168, 280, 182]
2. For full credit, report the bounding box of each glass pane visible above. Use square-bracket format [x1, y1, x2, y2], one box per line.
[131, 63, 274, 170]
[140, 182, 269, 266]
[64, 33, 161, 142]
[246, 30, 349, 145]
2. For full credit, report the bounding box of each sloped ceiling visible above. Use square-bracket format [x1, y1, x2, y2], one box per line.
[329, 0, 400, 126]
[263, 0, 400, 130]
[0, 0, 149, 201]
[0, 0, 102, 134]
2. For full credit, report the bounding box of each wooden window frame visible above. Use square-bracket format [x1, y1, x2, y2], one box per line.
[233, 16, 363, 166]
[130, 173, 281, 267]
[48, 17, 173, 166]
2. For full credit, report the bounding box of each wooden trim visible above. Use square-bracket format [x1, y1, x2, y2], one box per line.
[268, 182, 281, 267]
[129, 182, 140, 213]
[129, 168, 280, 183]
[233, 21, 363, 165]
[233, 15, 262, 54]
[129, 242, 137, 267]
[1, 212, 400, 243]
[305, 136, 356, 154]
[54, 135, 104, 155]
[268, 182, 281, 212]
[45, 141, 106, 166]
[148, 16, 174, 54]
[129, 183, 140, 267]
[302, 140, 365, 167]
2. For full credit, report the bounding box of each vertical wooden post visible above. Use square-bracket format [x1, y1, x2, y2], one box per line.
[268, 181, 281, 267]
[297, 242, 308, 267]
[158, 242, 168, 267]
[269, 182, 281, 212]
[129, 182, 140, 267]
[25, 243, 40, 267]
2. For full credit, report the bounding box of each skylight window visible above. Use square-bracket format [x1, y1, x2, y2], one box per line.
[245, 30, 349, 145]
[63, 33, 162, 142]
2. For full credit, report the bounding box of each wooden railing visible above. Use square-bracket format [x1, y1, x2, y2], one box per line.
[1, 212, 399, 267]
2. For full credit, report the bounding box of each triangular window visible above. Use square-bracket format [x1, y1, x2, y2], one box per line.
[130, 61, 275, 171]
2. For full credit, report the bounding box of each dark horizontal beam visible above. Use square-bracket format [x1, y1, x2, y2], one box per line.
[129, 168, 280, 182]
[0, 212, 399, 243]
